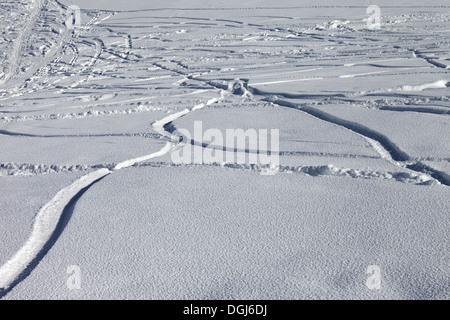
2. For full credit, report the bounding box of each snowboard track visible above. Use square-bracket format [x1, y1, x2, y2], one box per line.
[0, 174, 107, 299]
[0, 89, 223, 297]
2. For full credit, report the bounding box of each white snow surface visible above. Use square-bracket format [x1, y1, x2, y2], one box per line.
[0, 0, 449, 299]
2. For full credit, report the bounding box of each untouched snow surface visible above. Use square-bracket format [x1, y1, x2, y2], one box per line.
[0, 0, 449, 299]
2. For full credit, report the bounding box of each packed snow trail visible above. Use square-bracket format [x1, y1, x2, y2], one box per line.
[0, 169, 110, 296]
[114, 143, 172, 171]
[0, 92, 221, 298]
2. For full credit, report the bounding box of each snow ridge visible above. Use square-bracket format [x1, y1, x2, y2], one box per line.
[133, 161, 435, 185]
[0, 162, 113, 177]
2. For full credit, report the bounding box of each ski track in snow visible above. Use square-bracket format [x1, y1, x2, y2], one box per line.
[0, 168, 110, 297]
[0, 0, 47, 87]
[261, 98, 450, 186]
[0, 86, 223, 297]
[152, 62, 450, 186]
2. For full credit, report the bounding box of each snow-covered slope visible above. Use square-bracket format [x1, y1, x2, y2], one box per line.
[0, 0, 448, 299]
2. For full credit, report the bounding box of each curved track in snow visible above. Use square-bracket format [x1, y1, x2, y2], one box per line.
[0, 91, 222, 298]
[0, 168, 110, 298]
